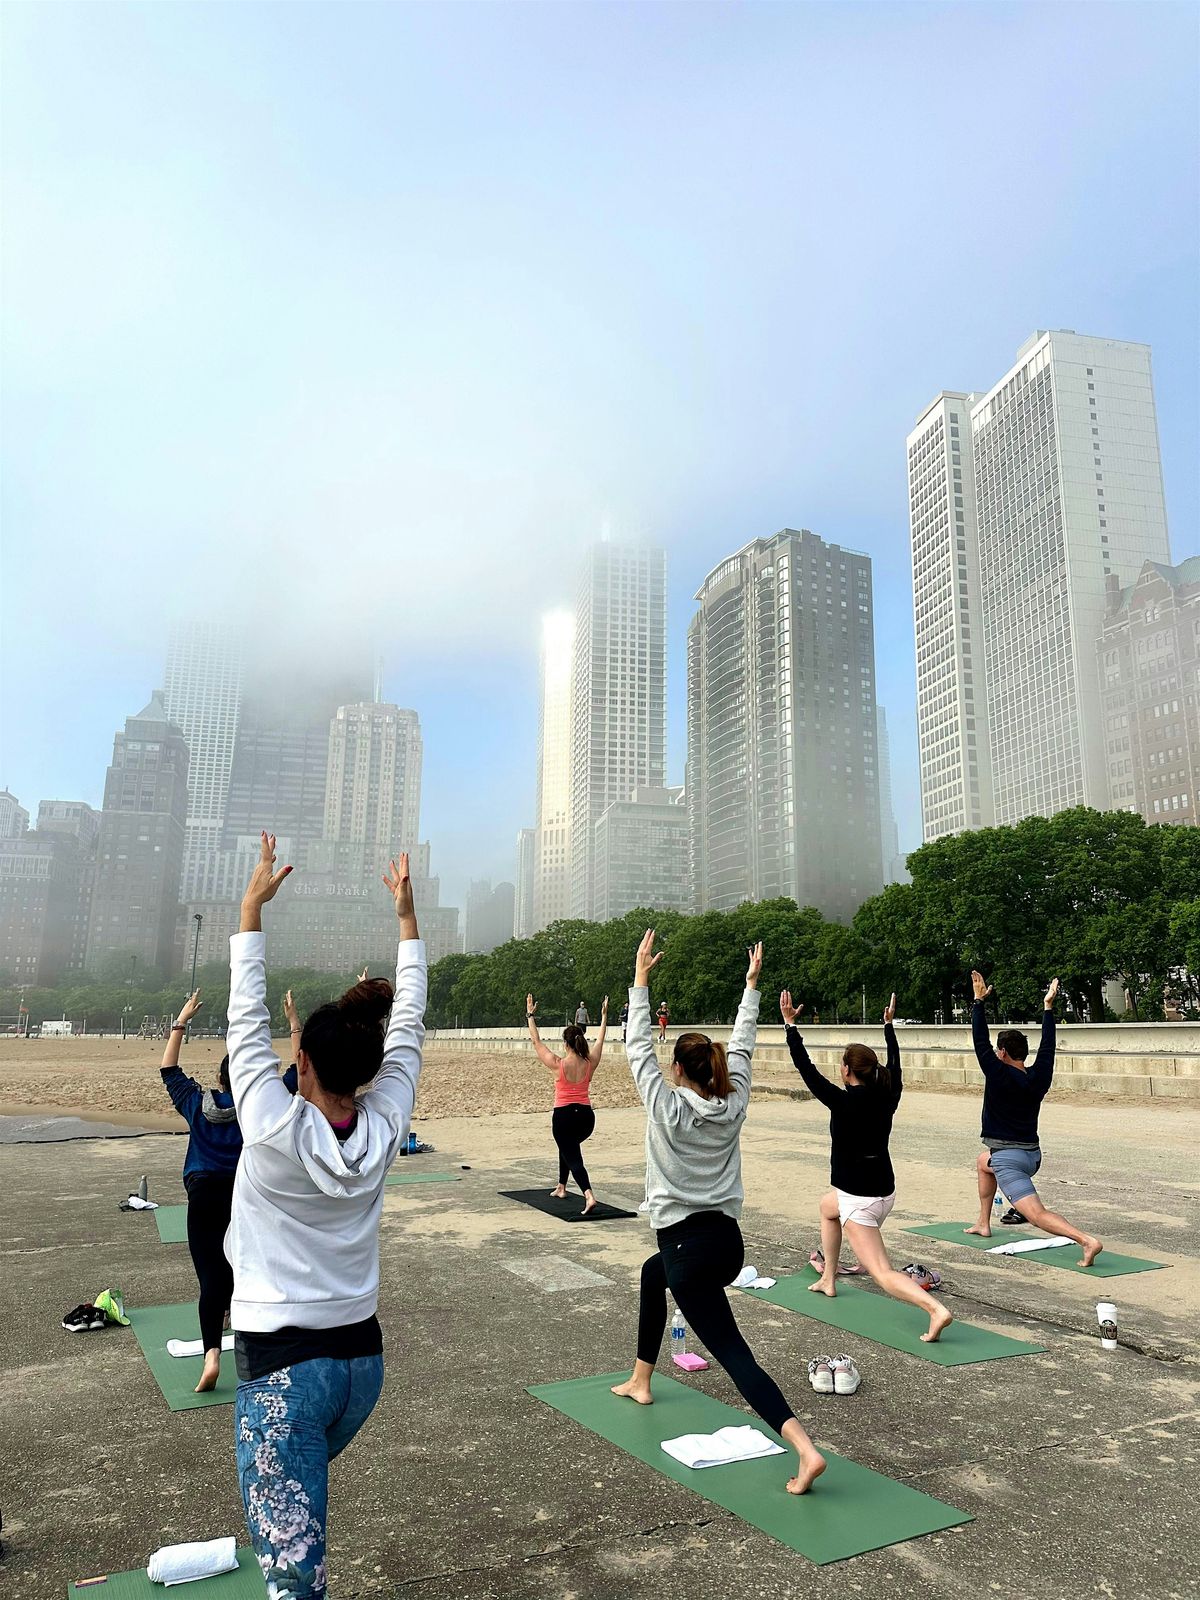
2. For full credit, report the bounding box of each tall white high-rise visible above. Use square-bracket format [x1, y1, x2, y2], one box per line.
[875, 707, 907, 884]
[907, 393, 993, 840]
[568, 543, 667, 920]
[532, 611, 575, 931]
[911, 332, 1171, 832]
[514, 827, 536, 939]
[163, 622, 243, 896]
[974, 332, 1169, 822]
[323, 702, 422, 856]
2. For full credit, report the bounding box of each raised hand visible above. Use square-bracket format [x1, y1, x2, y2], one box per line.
[526, 993, 538, 1020]
[635, 929, 663, 988]
[883, 991, 897, 1025]
[358, 967, 369, 983]
[779, 989, 803, 1026]
[601, 995, 609, 1018]
[1043, 977, 1060, 1011]
[745, 941, 763, 990]
[284, 989, 300, 1032]
[243, 832, 292, 908]
[177, 990, 203, 1025]
[382, 854, 419, 939]
[971, 969, 993, 1002]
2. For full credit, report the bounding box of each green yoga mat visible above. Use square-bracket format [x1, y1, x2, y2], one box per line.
[154, 1204, 189, 1244]
[385, 1169, 461, 1186]
[904, 1223, 1167, 1278]
[529, 1371, 971, 1564]
[741, 1269, 1045, 1365]
[67, 1549, 263, 1597]
[129, 1302, 236, 1411]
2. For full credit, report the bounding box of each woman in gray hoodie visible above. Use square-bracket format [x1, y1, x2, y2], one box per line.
[611, 930, 826, 1496]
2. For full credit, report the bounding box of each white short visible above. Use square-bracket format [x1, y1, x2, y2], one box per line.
[836, 1189, 896, 1228]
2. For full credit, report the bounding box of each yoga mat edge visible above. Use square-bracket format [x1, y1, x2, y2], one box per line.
[903, 1222, 1167, 1277]
[499, 1189, 637, 1221]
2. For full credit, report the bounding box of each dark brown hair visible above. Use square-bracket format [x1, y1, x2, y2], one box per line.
[673, 1032, 732, 1099]
[843, 1042, 891, 1092]
[561, 1024, 590, 1062]
[299, 977, 395, 1096]
[218, 1054, 230, 1094]
[996, 1028, 1029, 1061]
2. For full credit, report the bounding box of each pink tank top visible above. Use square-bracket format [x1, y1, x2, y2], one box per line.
[554, 1058, 594, 1108]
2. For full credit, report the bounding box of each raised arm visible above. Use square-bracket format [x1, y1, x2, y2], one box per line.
[883, 990, 902, 1104]
[779, 989, 840, 1107]
[363, 856, 427, 1130]
[525, 995, 560, 1073]
[589, 995, 609, 1069]
[228, 832, 297, 1141]
[160, 989, 204, 1118]
[626, 930, 679, 1124]
[970, 969, 1001, 1079]
[725, 943, 762, 1113]
[1030, 977, 1058, 1085]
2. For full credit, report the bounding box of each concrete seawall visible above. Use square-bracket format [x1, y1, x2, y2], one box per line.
[427, 1020, 1200, 1100]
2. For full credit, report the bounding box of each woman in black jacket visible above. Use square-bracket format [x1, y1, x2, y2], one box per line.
[780, 989, 953, 1343]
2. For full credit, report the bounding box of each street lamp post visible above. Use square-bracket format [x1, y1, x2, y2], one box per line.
[187, 914, 203, 1039]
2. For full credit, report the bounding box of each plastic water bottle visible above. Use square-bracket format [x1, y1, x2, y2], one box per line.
[407, 1131, 418, 1154]
[671, 1310, 686, 1359]
[993, 1193, 1003, 1222]
[138, 1175, 148, 1201]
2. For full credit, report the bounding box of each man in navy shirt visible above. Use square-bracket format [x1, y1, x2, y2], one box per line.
[966, 969, 1103, 1267]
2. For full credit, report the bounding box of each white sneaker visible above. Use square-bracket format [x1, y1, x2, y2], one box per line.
[830, 1354, 861, 1395]
[807, 1356, 834, 1394]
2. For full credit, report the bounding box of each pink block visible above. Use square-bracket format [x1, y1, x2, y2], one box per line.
[672, 1351, 709, 1371]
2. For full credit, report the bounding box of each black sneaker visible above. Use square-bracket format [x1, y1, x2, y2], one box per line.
[62, 1304, 96, 1333]
[88, 1306, 108, 1331]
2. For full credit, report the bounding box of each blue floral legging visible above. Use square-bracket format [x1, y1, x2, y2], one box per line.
[235, 1355, 384, 1599]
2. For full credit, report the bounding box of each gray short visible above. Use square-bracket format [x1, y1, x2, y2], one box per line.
[987, 1145, 1042, 1203]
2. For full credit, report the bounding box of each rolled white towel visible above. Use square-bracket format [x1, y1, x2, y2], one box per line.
[987, 1235, 1074, 1255]
[166, 1333, 235, 1359]
[146, 1536, 237, 1585]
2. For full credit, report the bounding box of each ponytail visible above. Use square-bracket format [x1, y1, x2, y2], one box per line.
[843, 1042, 890, 1092]
[673, 1032, 732, 1099]
[299, 977, 394, 1096]
[562, 1024, 590, 1062]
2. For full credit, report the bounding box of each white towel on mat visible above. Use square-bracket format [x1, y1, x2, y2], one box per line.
[147, 1536, 237, 1584]
[987, 1236, 1074, 1255]
[732, 1265, 777, 1289]
[661, 1425, 785, 1470]
[167, 1333, 235, 1359]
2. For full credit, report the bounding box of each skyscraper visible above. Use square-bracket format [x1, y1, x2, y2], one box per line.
[875, 708, 907, 884]
[464, 878, 516, 954]
[36, 800, 100, 853]
[532, 611, 575, 932]
[688, 529, 883, 921]
[322, 703, 422, 861]
[514, 827, 536, 939]
[1099, 558, 1200, 826]
[0, 790, 30, 839]
[0, 830, 89, 985]
[593, 787, 690, 922]
[913, 332, 1172, 833]
[568, 543, 667, 920]
[163, 622, 243, 899]
[86, 692, 189, 975]
[907, 393, 993, 841]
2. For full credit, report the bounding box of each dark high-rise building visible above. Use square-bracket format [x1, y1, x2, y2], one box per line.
[464, 878, 516, 955]
[86, 693, 189, 976]
[0, 829, 91, 985]
[688, 529, 883, 921]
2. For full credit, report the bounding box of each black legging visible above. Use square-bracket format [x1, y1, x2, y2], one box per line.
[185, 1170, 236, 1352]
[551, 1104, 595, 1193]
[637, 1210, 794, 1435]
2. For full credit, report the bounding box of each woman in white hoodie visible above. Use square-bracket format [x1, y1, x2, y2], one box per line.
[611, 930, 826, 1497]
[227, 833, 426, 1599]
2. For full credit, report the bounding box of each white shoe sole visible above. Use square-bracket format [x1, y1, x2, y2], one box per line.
[833, 1375, 861, 1395]
[808, 1375, 835, 1394]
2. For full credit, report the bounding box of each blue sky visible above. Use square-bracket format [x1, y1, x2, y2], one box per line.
[2, 0, 1197, 913]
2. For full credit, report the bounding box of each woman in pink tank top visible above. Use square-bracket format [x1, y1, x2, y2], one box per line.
[526, 993, 609, 1216]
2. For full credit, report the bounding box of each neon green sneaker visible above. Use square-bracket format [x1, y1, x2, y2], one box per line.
[92, 1288, 130, 1327]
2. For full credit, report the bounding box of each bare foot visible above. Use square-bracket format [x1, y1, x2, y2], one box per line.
[1080, 1236, 1104, 1268]
[549, 1185, 567, 1199]
[921, 1305, 954, 1343]
[786, 1446, 827, 1495]
[611, 1375, 653, 1405]
[808, 1277, 837, 1298]
[965, 1224, 991, 1238]
[582, 1196, 597, 1217]
[194, 1351, 221, 1393]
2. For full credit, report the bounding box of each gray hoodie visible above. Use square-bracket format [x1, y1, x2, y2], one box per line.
[225, 930, 426, 1332]
[625, 983, 760, 1230]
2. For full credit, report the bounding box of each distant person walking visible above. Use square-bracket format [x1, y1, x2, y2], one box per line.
[159, 988, 291, 1393]
[656, 1000, 669, 1043]
[574, 1000, 591, 1032]
[613, 931, 826, 1497]
[619, 1000, 629, 1043]
[527, 993, 608, 1216]
[780, 988, 953, 1343]
[227, 834, 427, 1596]
[966, 970, 1103, 1265]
